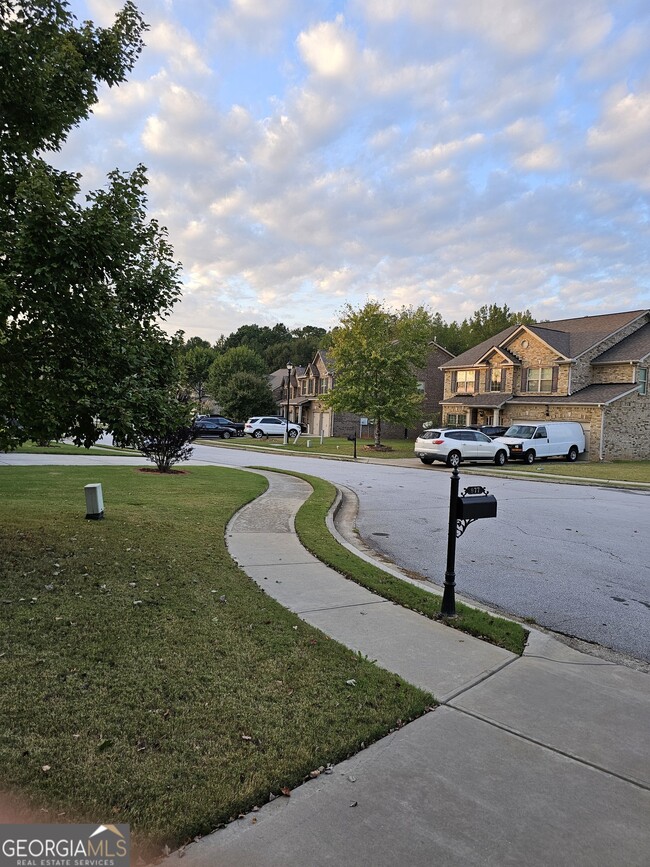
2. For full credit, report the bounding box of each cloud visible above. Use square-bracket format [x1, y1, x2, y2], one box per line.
[587, 87, 650, 188]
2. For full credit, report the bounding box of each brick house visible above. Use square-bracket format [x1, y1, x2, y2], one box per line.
[439, 309, 650, 460]
[275, 341, 454, 438]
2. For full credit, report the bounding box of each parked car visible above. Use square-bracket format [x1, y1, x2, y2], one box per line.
[193, 418, 239, 439]
[204, 415, 245, 436]
[495, 422, 585, 463]
[467, 424, 509, 439]
[245, 416, 301, 438]
[414, 428, 508, 467]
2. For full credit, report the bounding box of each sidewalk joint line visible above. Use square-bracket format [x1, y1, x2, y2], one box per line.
[445, 704, 650, 792]
[296, 600, 390, 615]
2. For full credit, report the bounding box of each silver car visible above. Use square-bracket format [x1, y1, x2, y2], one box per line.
[414, 428, 508, 467]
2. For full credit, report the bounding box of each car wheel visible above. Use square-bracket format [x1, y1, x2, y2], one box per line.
[237, 431, 245, 437]
[420, 457, 434, 465]
[524, 450, 536, 464]
[446, 450, 461, 468]
[566, 446, 578, 462]
[253, 429, 264, 439]
[494, 450, 507, 466]
[222, 430, 231, 439]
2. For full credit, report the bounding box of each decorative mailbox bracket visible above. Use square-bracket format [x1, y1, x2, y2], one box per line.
[456, 485, 497, 537]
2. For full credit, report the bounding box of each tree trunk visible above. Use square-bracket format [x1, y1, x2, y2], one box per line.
[374, 416, 381, 447]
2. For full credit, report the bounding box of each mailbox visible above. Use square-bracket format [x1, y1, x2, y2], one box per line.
[456, 493, 497, 520]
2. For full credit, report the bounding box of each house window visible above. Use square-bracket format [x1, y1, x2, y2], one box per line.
[320, 379, 329, 394]
[526, 367, 553, 393]
[416, 381, 425, 394]
[638, 368, 648, 395]
[456, 371, 476, 393]
[490, 369, 503, 392]
[308, 379, 314, 395]
[301, 380, 307, 395]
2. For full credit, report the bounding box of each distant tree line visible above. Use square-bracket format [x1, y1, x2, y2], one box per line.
[177, 303, 534, 421]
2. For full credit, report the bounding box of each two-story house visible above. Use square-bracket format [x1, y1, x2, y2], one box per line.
[439, 309, 650, 460]
[276, 341, 454, 438]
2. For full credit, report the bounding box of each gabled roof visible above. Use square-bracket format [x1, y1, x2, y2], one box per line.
[591, 322, 650, 364]
[441, 310, 648, 369]
[475, 345, 520, 365]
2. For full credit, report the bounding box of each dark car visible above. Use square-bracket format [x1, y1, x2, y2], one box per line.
[193, 418, 239, 439]
[204, 415, 245, 436]
[467, 424, 509, 439]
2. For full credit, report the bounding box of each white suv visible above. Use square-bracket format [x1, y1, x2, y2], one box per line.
[245, 416, 301, 438]
[414, 428, 508, 467]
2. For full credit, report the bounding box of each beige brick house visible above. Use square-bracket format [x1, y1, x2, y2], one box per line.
[275, 342, 454, 438]
[439, 309, 650, 460]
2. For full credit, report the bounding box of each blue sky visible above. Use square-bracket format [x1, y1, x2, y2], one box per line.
[55, 0, 650, 342]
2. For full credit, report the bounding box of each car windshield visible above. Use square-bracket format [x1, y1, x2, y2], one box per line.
[505, 425, 536, 438]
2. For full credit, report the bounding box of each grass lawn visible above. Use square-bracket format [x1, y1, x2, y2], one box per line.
[0, 466, 431, 857]
[206, 435, 417, 459]
[269, 468, 527, 656]
[6, 441, 141, 456]
[502, 459, 650, 485]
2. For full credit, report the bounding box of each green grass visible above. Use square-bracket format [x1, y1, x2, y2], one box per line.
[263, 468, 527, 656]
[6, 441, 140, 456]
[205, 435, 417, 459]
[0, 466, 431, 856]
[502, 459, 650, 484]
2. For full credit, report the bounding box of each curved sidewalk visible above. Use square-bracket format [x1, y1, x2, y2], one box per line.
[176, 470, 650, 867]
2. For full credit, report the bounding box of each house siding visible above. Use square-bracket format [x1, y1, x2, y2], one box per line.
[602, 392, 650, 460]
[571, 317, 646, 392]
[591, 363, 637, 384]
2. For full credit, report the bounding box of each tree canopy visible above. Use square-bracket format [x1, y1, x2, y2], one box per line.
[324, 301, 433, 446]
[1, 1, 183, 449]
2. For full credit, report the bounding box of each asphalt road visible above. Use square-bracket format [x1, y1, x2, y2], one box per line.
[2, 442, 649, 661]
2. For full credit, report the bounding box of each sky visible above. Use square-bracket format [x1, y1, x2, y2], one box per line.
[54, 0, 650, 343]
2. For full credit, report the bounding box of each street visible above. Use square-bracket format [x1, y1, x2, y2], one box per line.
[2, 442, 649, 661]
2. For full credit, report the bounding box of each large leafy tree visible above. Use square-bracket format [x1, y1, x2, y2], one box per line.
[217, 371, 277, 421]
[180, 341, 217, 411]
[0, 1, 182, 449]
[324, 301, 433, 447]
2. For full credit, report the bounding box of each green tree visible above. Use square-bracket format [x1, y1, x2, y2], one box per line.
[324, 301, 433, 447]
[217, 371, 277, 421]
[1, 1, 182, 450]
[182, 344, 217, 410]
[207, 346, 267, 407]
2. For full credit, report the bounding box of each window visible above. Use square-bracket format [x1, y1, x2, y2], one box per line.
[526, 367, 553, 393]
[456, 371, 476, 393]
[490, 368, 503, 392]
[445, 413, 466, 426]
[416, 380, 425, 394]
[638, 367, 648, 396]
[301, 380, 307, 395]
[308, 379, 314, 395]
[320, 379, 329, 394]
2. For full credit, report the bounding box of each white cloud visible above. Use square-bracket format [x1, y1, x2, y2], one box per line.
[587, 87, 650, 188]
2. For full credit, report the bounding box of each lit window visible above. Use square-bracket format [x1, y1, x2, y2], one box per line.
[456, 371, 475, 393]
[490, 369, 503, 392]
[526, 367, 553, 393]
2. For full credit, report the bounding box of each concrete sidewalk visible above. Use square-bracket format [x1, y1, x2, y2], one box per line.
[173, 470, 649, 866]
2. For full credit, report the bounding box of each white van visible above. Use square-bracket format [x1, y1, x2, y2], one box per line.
[495, 422, 586, 464]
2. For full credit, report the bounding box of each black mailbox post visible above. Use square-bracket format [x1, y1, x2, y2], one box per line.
[347, 431, 357, 460]
[441, 471, 497, 617]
